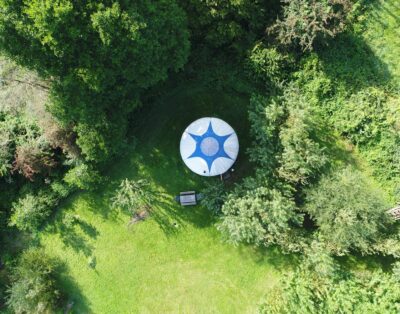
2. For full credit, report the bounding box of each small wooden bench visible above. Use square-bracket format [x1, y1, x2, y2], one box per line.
[175, 191, 197, 206]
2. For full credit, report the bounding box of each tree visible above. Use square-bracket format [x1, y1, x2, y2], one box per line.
[6, 248, 62, 314]
[218, 178, 304, 251]
[179, 0, 278, 50]
[277, 88, 328, 185]
[13, 140, 56, 181]
[9, 193, 52, 232]
[305, 166, 392, 255]
[111, 179, 156, 215]
[259, 252, 400, 314]
[269, 0, 353, 51]
[246, 44, 294, 86]
[0, 0, 190, 162]
[63, 163, 102, 191]
[249, 85, 328, 186]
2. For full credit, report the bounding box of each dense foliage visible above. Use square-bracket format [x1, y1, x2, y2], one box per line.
[259, 245, 400, 313]
[179, 0, 279, 50]
[6, 248, 63, 314]
[269, 0, 353, 51]
[219, 179, 305, 252]
[0, 0, 190, 162]
[305, 167, 397, 255]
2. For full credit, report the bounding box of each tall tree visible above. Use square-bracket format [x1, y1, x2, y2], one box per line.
[0, 0, 190, 161]
[305, 166, 393, 255]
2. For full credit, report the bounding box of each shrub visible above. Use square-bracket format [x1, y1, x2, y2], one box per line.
[246, 44, 294, 85]
[9, 184, 67, 232]
[269, 0, 353, 51]
[63, 163, 102, 191]
[249, 85, 329, 186]
[13, 140, 56, 181]
[201, 181, 226, 215]
[278, 88, 328, 185]
[305, 166, 392, 255]
[111, 179, 156, 214]
[6, 248, 62, 314]
[259, 252, 400, 314]
[218, 179, 304, 250]
[9, 194, 52, 232]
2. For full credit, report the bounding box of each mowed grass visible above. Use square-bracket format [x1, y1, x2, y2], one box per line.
[360, 0, 400, 84]
[40, 86, 291, 313]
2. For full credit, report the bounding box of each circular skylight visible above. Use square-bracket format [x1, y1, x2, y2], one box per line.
[180, 117, 239, 176]
[200, 137, 219, 156]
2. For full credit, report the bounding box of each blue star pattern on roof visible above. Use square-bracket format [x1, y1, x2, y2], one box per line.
[188, 122, 233, 172]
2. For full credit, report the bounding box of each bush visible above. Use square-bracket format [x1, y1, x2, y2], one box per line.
[277, 87, 328, 185]
[259, 250, 400, 314]
[249, 85, 329, 186]
[9, 194, 52, 232]
[201, 181, 226, 215]
[218, 178, 304, 250]
[305, 166, 392, 255]
[6, 248, 62, 314]
[13, 140, 56, 181]
[246, 44, 294, 85]
[9, 183, 68, 233]
[111, 179, 156, 214]
[269, 0, 353, 51]
[64, 163, 102, 191]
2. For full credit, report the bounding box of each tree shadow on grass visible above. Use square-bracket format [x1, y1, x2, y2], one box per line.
[57, 262, 92, 313]
[359, 0, 400, 26]
[336, 252, 397, 273]
[238, 245, 301, 272]
[317, 32, 392, 93]
[47, 213, 100, 258]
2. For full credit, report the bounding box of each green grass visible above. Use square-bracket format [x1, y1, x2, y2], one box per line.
[40, 86, 291, 313]
[359, 0, 400, 85]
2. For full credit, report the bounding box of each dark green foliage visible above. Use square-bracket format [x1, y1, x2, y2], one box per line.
[0, 0, 190, 162]
[248, 94, 285, 172]
[249, 85, 329, 186]
[201, 181, 226, 215]
[305, 166, 393, 255]
[9, 181, 71, 232]
[277, 87, 328, 185]
[269, 0, 353, 51]
[0, 0, 189, 86]
[259, 249, 400, 313]
[218, 177, 304, 251]
[6, 248, 62, 314]
[246, 43, 295, 86]
[63, 163, 102, 191]
[179, 0, 278, 50]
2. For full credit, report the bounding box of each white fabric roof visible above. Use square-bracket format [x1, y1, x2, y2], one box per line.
[180, 117, 239, 176]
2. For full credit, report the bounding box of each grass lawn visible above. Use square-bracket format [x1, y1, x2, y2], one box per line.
[359, 0, 400, 85]
[40, 86, 292, 313]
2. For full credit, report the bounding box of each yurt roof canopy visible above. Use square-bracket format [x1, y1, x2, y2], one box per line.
[180, 117, 239, 176]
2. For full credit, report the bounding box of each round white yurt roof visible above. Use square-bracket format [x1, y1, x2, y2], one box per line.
[180, 117, 239, 176]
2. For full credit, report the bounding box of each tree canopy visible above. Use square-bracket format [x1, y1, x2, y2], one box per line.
[0, 0, 190, 162]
